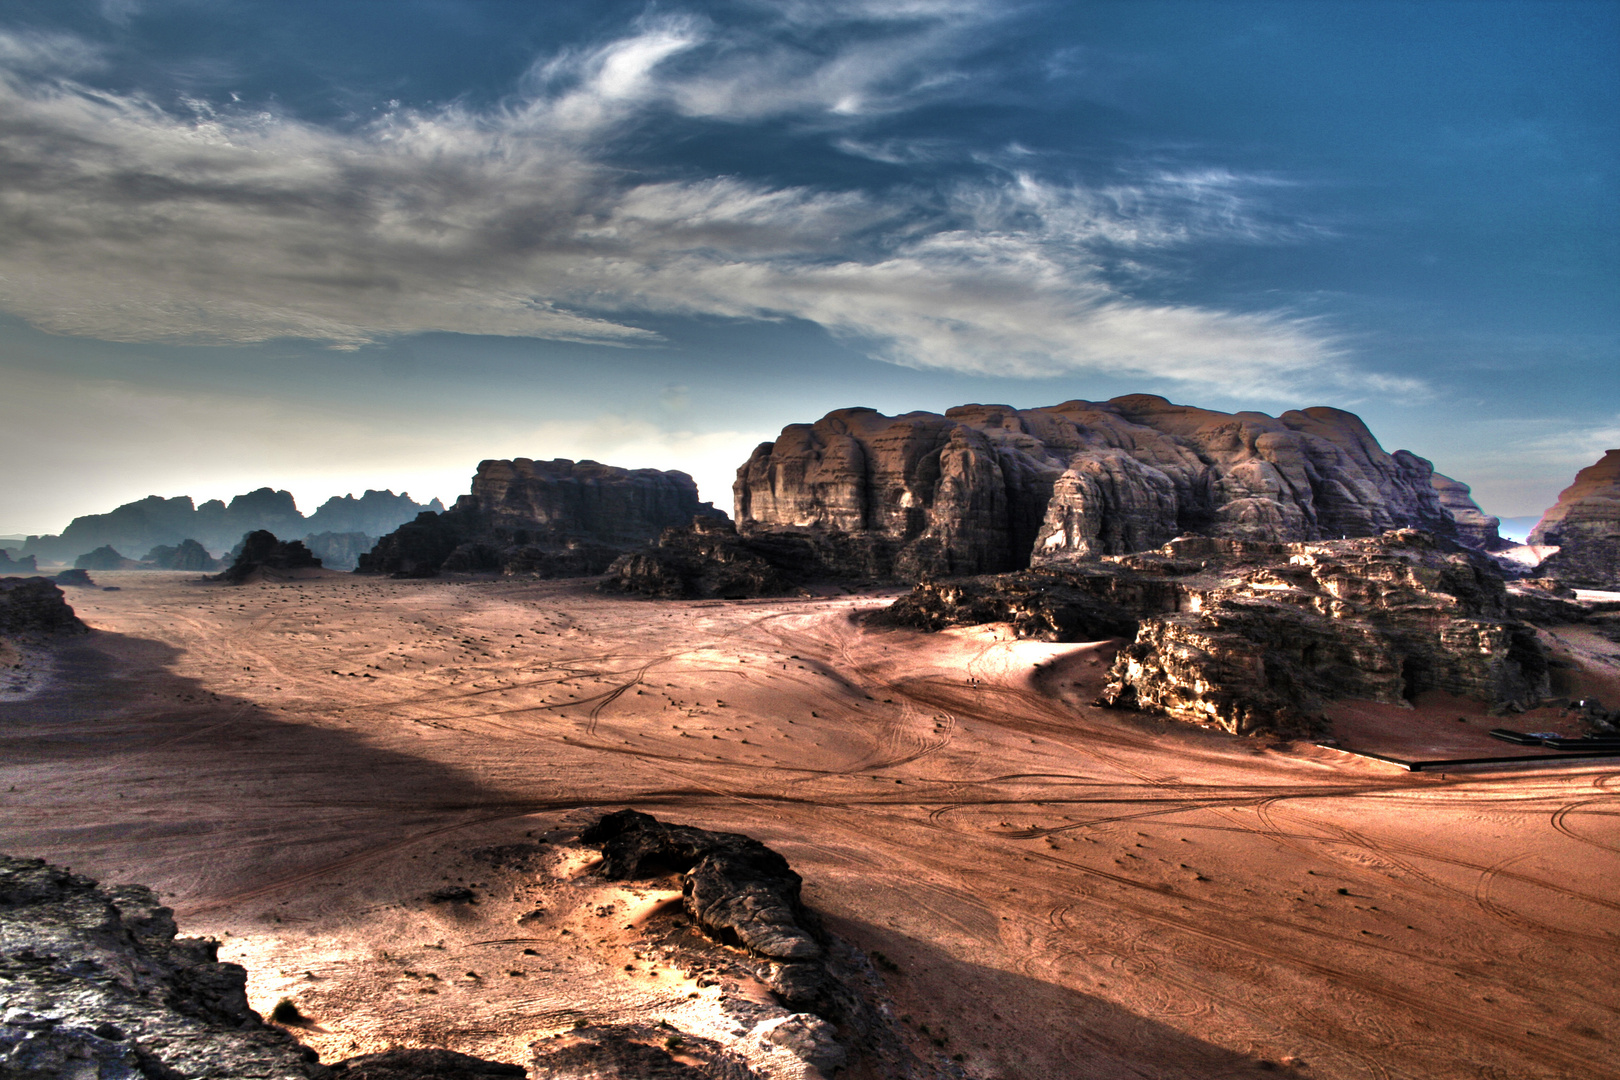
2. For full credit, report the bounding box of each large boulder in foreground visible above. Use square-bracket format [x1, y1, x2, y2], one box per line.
[879, 531, 1548, 737]
[361, 458, 724, 578]
[734, 396, 1462, 581]
[1529, 450, 1620, 588]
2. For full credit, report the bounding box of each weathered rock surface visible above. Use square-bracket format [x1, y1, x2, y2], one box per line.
[735, 396, 1462, 581]
[604, 517, 793, 599]
[1431, 472, 1508, 551]
[0, 853, 329, 1078]
[142, 538, 221, 572]
[23, 489, 439, 565]
[1529, 450, 1620, 588]
[361, 459, 723, 578]
[52, 569, 95, 588]
[214, 531, 322, 584]
[74, 545, 139, 571]
[0, 578, 87, 637]
[879, 531, 1548, 736]
[329, 1047, 524, 1079]
[581, 810, 820, 965]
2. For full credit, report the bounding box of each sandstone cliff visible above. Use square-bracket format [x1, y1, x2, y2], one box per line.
[1431, 472, 1507, 550]
[735, 396, 1461, 580]
[362, 459, 723, 578]
[876, 530, 1548, 737]
[1528, 450, 1620, 588]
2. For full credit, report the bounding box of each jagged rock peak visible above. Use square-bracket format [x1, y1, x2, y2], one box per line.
[1529, 449, 1620, 587]
[735, 395, 1460, 580]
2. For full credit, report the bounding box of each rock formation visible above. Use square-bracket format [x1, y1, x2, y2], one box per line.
[0, 550, 36, 575]
[22, 489, 439, 565]
[74, 545, 139, 571]
[301, 532, 376, 572]
[1528, 450, 1620, 588]
[214, 530, 322, 584]
[1431, 472, 1508, 550]
[361, 459, 723, 578]
[604, 517, 793, 599]
[878, 530, 1548, 736]
[735, 396, 1464, 581]
[142, 538, 221, 572]
[0, 578, 87, 637]
[0, 855, 531, 1079]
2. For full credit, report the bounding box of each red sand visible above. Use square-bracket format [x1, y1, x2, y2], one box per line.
[1, 572, 1616, 1079]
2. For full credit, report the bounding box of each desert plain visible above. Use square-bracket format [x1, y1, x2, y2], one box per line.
[1, 570, 1616, 1079]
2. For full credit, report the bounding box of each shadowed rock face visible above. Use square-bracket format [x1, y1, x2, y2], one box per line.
[214, 530, 322, 584]
[362, 459, 724, 578]
[1529, 450, 1620, 588]
[1431, 472, 1508, 551]
[74, 545, 139, 571]
[735, 396, 1461, 580]
[0, 578, 87, 636]
[142, 538, 221, 571]
[879, 531, 1548, 737]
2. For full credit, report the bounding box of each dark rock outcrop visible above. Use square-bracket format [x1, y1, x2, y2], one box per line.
[581, 810, 820, 965]
[23, 489, 440, 565]
[734, 397, 1461, 581]
[330, 1047, 524, 1079]
[879, 531, 1548, 736]
[1432, 472, 1508, 551]
[1529, 450, 1620, 588]
[214, 530, 322, 584]
[51, 569, 95, 588]
[361, 459, 723, 578]
[0, 578, 87, 637]
[74, 545, 138, 571]
[142, 538, 221, 572]
[0, 853, 329, 1078]
[604, 517, 793, 599]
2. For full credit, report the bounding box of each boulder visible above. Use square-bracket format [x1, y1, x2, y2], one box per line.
[0, 578, 87, 637]
[142, 538, 220, 571]
[214, 530, 322, 584]
[362, 459, 724, 578]
[1528, 450, 1620, 588]
[735, 396, 1460, 581]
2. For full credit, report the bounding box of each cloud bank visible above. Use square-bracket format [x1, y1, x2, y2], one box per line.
[0, 9, 1366, 393]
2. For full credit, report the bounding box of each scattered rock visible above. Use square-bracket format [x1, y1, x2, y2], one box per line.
[0, 578, 88, 637]
[0, 853, 330, 1078]
[735, 397, 1462, 581]
[1529, 449, 1620, 588]
[214, 530, 322, 584]
[361, 459, 724, 578]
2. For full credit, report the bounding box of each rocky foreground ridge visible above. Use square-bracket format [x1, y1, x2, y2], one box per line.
[361, 459, 722, 577]
[1529, 449, 1620, 588]
[731, 396, 1495, 582]
[876, 530, 1549, 736]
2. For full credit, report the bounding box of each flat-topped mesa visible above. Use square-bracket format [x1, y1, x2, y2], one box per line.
[1528, 450, 1620, 588]
[734, 395, 1459, 579]
[362, 458, 725, 577]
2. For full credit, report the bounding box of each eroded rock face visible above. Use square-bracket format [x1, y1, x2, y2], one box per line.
[604, 517, 793, 599]
[736, 396, 1459, 580]
[0, 578, 87, 637]
[362, 459, 724, 578]
[1529, 450, 1620, 588]
[879, 531, 1547, 736]
[0, 550, 36, 575]
[1432, 472, 1508, 551]
[74, 545, 138, 571]
[142, 538, 220, 571]
[214, 530, 322, 584]
[0, 854, 329, 1078]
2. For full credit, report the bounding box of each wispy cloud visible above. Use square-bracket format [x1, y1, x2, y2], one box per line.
[0, 11, 1367, 395]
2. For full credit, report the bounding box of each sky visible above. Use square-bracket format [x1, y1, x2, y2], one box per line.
[0, 0, 1615, 534]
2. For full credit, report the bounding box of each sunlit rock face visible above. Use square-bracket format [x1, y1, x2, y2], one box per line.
[735, 395, 1459, 580]
[1529, 450, 1620, 588]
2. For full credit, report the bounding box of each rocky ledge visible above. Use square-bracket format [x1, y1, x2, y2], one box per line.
[1529, 449, 1620, 589]
[734, 396, 1499, 582]
[361, 459, 724, 578]
[877, 530, 1548, 736]
[0, 578, 87, 638]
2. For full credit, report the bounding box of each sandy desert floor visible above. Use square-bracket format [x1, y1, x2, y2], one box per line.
[1, 571, 1617, 1079]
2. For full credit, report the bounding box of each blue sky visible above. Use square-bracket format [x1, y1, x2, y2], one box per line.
[0, 0, 1615, 533]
